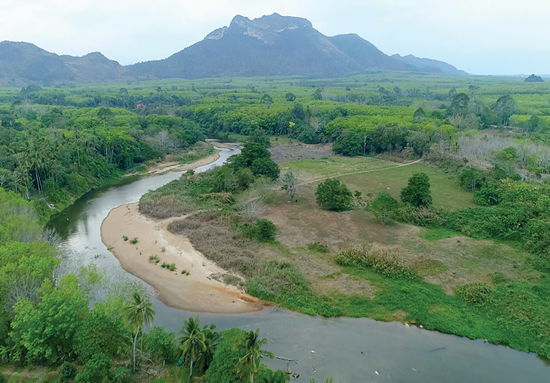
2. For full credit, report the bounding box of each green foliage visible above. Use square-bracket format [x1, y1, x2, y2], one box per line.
[206, 328, 246, 383]
[307, 242, 329, 253]
[400, 173, 432, 207]
[448, 93, 470, 116]
[315, 179, 352, 211]
[459, 168, 487, 192]
[247, 261, 310, 303]
[250, 157, 280, 180]
[60, 362, 77, 383]
[75, 353, 112, 383]
[10, 274, 88, 364]
[73, 304, 130, 363]
[281, 171, 298, 200]
[129, 237, 138, 245]
[455, 283, 493, 306]
[335, 245, 419, 280]
[231, 142, 279, 180]
[369, 192, 399, 224]
[474, 187, 502, 206]
[234, 329, 274, 383]
[396, 205, 446, 227]
[242, 219, 277, 242]
[109, 367, 131, 383]
[445, 204, 533, 241]
[145, 327, 178, 363]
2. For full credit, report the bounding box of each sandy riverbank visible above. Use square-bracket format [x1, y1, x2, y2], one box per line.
[101, 203, 262, 313]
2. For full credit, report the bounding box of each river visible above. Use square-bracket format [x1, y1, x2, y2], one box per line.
[47, 145, 550, 382]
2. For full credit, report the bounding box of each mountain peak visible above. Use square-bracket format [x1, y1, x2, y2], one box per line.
[204, 13, 315, 44]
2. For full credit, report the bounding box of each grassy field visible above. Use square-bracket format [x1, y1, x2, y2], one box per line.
[137, 145, 550, 357]
[284, 156, 474, 209]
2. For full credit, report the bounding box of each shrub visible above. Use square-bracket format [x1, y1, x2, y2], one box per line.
[315, 179, 352, 211]
[149, 255, 161, 264]
[250, 157, 280, 180]
[129, 237, 138, 245]
[335, 244, 419, 280]
[247, 261, 310, 299]
[369, 192, 399, 224]
[144, 327, 178, 363]
[206, 328, 247, 383]
[459, 167, 487, 191]
[122, 236, 128, 241]
[75, 353, 112, 383]
[400, 173, 432, 207]
[396, 205, 446, 227]
[307, 242, 329, 253]
[60, 362, 77, 383]
[444, 204, 533, 241]
[523, 219, 550, 256]
[242, 219, 277, 242]
[455, 283, 493, 306]
[236, 168, 255, 190]
[109, 368, 131, 383]
[474, 187, 502, 206]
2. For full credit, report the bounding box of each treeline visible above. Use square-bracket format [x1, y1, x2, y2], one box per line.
[0, 105, 205, 218]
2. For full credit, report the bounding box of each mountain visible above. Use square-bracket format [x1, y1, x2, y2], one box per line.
[391, 54, 468, 75]
[0, 41, 75, 86]
[128, 14, 365, 79]
[328, 34, 412, 71]
[0, 41, 126, 86]
[60, 52, 124, 83]
[0, 14, 468, 86]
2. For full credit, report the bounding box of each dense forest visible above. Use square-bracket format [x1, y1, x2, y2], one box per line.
[2, 73, 550, 221]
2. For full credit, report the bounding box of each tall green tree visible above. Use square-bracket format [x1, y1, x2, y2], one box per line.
[178, 317, 207, 378]
[10, 275, 88, 364]
[235, 329, 274, 383]
[448, 93, 470, 116]
[123, 291, 155, 372]
[315, 179, 352, 211]
[400, 173, 432, 207]
[494, 95, 516, 126]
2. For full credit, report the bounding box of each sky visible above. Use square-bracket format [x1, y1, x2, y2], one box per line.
[1, 0, 548, 75]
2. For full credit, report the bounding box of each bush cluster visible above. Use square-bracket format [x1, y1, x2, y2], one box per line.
[335, 244, 419, 280]
[241, 219, 277, 242]
[455, 283, 493, 306]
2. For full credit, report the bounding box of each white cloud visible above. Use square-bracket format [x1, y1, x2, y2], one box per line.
[0, 0, 549, 74]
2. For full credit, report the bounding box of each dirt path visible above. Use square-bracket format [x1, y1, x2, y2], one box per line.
[298, 159, 422, 185]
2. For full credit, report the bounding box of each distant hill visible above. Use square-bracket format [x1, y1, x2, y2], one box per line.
[525, 74, 544, 83]
[391, 54, 468, 75]
[0, 14, 469, 86]
[0, 41, 127, 86]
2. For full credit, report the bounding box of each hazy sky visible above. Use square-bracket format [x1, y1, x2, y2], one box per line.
[1, 0, 548, 75]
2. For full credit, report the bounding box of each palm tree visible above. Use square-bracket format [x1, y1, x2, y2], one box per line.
[202, 324, 221, 370]
[123, 291, 155, 372]
[178, 317, 207, 378]
[235, 329, 274, 383]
